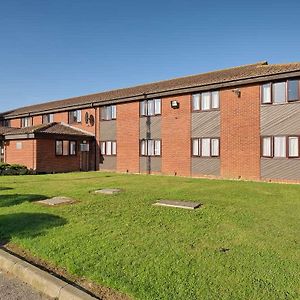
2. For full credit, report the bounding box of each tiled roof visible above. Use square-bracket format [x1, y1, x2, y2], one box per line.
[2, 123, 94, 137]
[2, 61, 300, 117]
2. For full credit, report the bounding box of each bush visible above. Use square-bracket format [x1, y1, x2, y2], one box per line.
[0, 163, 34, 176]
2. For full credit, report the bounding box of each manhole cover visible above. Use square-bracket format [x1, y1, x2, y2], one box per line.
[37, 196, 74, 206]
[94, 188, 121, 195]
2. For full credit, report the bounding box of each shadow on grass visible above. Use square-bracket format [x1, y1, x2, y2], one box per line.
[0, 194, 47, 207]
[0, 187, 14, 191]
[0, 213, 67, 245]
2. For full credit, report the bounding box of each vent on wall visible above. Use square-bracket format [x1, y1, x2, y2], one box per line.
[84, 112, 95, 126]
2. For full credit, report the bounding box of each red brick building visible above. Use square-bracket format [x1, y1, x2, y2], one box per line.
[1, 61, 300, 182]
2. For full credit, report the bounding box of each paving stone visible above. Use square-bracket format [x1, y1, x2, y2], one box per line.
[36, 197, 74, 206]
[94, 188, 121, 195]
[153, 200, 201, 210]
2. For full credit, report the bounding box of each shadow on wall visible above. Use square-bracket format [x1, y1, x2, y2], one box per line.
[0, 213, 67, 246]
[0, 194, 48, 208]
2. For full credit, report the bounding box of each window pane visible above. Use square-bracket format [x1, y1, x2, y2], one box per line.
[148, 100, 155, 116]
[201, 92, 210, 110]
[192, 139, 199, 156]
[211, 91, 219, 109]
[192, 94, 200, 111]
[273, 82, 286, 104]
[154, 99, 161, 115]
[70, 141, 76, 155]
[262, 84, 271, 104]
[106, 141, 112, 155]
[112, 141, 117, 155]
[288, 80, 299, 101]
[140, 101, 147, 116]
[148, 140, 154, 155]
[202, 138, 210, 156]
[211, 138, 219, 156]
[101, 142, 106, 155]
[289, 137, 299, 157]
[274, 136, 286, 157]
[49, 114, 54, 123]
[63, 141, 69, 156]
[77, 110, 82, 122]
[56, 141, 63, 155]
[262, 137, 272, 157]
[111, 105, 117, 119]
[141, 140, 146, 155]
[154, 140, 161, 156]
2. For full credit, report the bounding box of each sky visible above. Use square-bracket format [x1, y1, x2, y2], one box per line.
[1, 0, 300, 112]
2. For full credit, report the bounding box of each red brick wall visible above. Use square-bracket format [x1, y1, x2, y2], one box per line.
[161, 94, 191, 176]
[10, 118, 20, 128]
[36, 139, 81, 173]
[53, 111, 68, 123]
[32, 116, 42, 126]
[5, 140, 36, 169]
[116, 102, 140, 173]
[220, 85, 261, 180]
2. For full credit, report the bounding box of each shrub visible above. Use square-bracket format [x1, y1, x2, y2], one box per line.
[0, 163, 33, 176]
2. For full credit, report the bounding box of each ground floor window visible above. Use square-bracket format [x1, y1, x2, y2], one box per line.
[192, 138, 220, 157]
[261, 136, 299, 158]
[100, 141, 117, 156]
[140, 139, 161, 156]
[56, 140, 77, 156]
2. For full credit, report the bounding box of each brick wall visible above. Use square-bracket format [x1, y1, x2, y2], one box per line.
[5, 139, 36, 169]
[116, 102, 140, 173]
[161, 94, 191, 176]
[220, 85, 261, 180]
[36, 139, 81, 173]
[10, 118, 20, 128]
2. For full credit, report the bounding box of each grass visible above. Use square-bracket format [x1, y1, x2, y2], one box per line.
[0, 172, 300, 299]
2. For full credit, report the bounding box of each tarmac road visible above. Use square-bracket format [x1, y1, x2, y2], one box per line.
[0, 270, 49, 300]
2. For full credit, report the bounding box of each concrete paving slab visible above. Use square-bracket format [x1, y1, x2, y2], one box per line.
[94, 188, 121, 195]
[37, 196, 74, 206]
[60, 284, 97, 300]
[153, 200, 201, 210]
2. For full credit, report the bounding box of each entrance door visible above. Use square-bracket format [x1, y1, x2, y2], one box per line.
[80, 142, 90, 171]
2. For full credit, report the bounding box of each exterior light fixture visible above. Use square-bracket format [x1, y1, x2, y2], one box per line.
[170, 100, 179, 109]
[232, 88, 241, 98]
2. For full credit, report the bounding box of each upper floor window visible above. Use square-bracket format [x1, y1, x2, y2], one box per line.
[261, 80, 299, 104]
[20, 117, 32, 128]
[101, 105, 116, 121]
[192, 137, 220, 157]
[0, 119, 10, 127]
[55, 140, 77, 156]
[68, 110, 81, 124]
[140, 139, 161, 156]
[42, 113, 54, 124]
[100, 140, 117, 156]
[140, 99, 161, 116]
[192, 91, 219, 112]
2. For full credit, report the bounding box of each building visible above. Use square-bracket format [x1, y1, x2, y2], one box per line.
[1, 61, 300, 182]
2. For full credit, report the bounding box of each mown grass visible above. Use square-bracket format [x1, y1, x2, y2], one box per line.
[0, 172, 300, 299]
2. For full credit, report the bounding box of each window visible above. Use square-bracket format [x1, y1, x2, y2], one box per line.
[262, 137, 272, 157]
[16, 142, 22, 150]
[20, 117, 32, 128]
[288, 80, 299, 102]
[140, 139, 161, 156]
[192, 138, 220, 157]
[42, 114, 54, 124]
[140, 99, 161, 116]
[192, 91, 219, 111]
[101, 105, 117, 120]
[274, 136, 286, 158]
[288, 137, 299, 157]
[0, 119, 10, 127]
[68, 110, 82, 124]
[56, 141, 63, 155]
[261, 83, 272, 104]
[70, 141, 77, 155]
[262, 80, 300, 104]
[55, 140, 76, 156]
[100, 141, 117, 156]
[273, 82, 286, 104]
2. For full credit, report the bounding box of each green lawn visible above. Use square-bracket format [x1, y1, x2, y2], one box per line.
[0, 172, 300, 300]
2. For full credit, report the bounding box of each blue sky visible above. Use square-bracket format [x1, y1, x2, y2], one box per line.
[1, 0, 300, 112]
